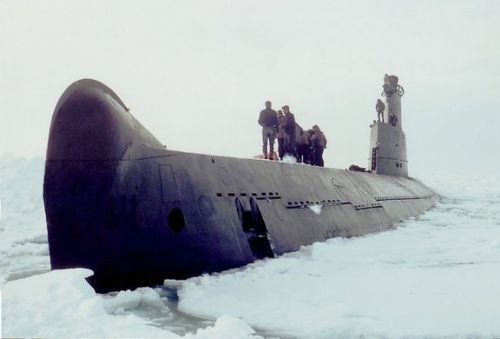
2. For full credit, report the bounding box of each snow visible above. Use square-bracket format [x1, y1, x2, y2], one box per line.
[2, 267, 261, 338]
[308, 203, 323, 215]
[103, 287, 173, 320]
[183, 316, 262, 339]
[0, 155, 49, 285]
[2, 154, 500, 338]
[2, 268, 179, 338]
[281, 155, 297, 164]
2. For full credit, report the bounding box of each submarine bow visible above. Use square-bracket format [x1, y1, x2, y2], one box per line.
[44, 78, 438, 292]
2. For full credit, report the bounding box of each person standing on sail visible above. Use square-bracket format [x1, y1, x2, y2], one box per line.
[376, 99, 385, 122]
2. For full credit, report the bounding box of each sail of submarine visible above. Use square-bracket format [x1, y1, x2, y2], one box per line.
[43, 76, 439, 292]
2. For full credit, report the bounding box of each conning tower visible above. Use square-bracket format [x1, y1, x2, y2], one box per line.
[369, 75, 407, 176]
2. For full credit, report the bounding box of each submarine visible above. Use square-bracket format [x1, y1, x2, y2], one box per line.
[43, 76, 438, 292]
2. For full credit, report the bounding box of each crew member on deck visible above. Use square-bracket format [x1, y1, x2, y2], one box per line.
[282, 105, 297, 159]
[297, 124, 311, 164]
[276, 109, 286, 160]
[258, 101, 278, 159]
[311, 125, 327, 167]
[376, 99, 385, 122]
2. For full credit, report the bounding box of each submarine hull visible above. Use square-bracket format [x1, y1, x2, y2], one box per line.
[44, 79, 438, 292]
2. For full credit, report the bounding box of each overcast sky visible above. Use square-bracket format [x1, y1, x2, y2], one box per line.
[1, 0, 499, 175]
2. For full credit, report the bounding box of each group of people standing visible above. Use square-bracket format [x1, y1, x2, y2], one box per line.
[258, 101, 327, 167]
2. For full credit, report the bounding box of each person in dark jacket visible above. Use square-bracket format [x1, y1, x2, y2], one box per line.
[295, 124, 304, 163]
[303, 129, 314, 164]
[276, 110, 287, 160]
[282, 105, 297, 159]
[311, 125, 327, 167]
[258, 101, 278, 159]
[296, 124, 311, 164]
[376, 99, 385, 122]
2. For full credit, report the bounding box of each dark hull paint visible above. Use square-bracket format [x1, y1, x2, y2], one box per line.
[44, 79, 438, 292]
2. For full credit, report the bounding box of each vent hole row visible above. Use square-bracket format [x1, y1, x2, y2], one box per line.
[286, 199, 342, 206]
[217, 192, 279, 198]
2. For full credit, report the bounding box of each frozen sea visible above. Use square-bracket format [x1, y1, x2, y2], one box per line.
[1, 154, 500, 338]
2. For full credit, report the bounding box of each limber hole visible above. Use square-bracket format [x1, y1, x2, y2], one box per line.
[168, 208, 185, 233]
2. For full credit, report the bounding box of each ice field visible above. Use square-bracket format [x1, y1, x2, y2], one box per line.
[1, 154, 500, 338]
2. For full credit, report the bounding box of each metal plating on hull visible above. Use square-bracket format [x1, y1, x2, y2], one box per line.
[44, 79, 438, 292]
